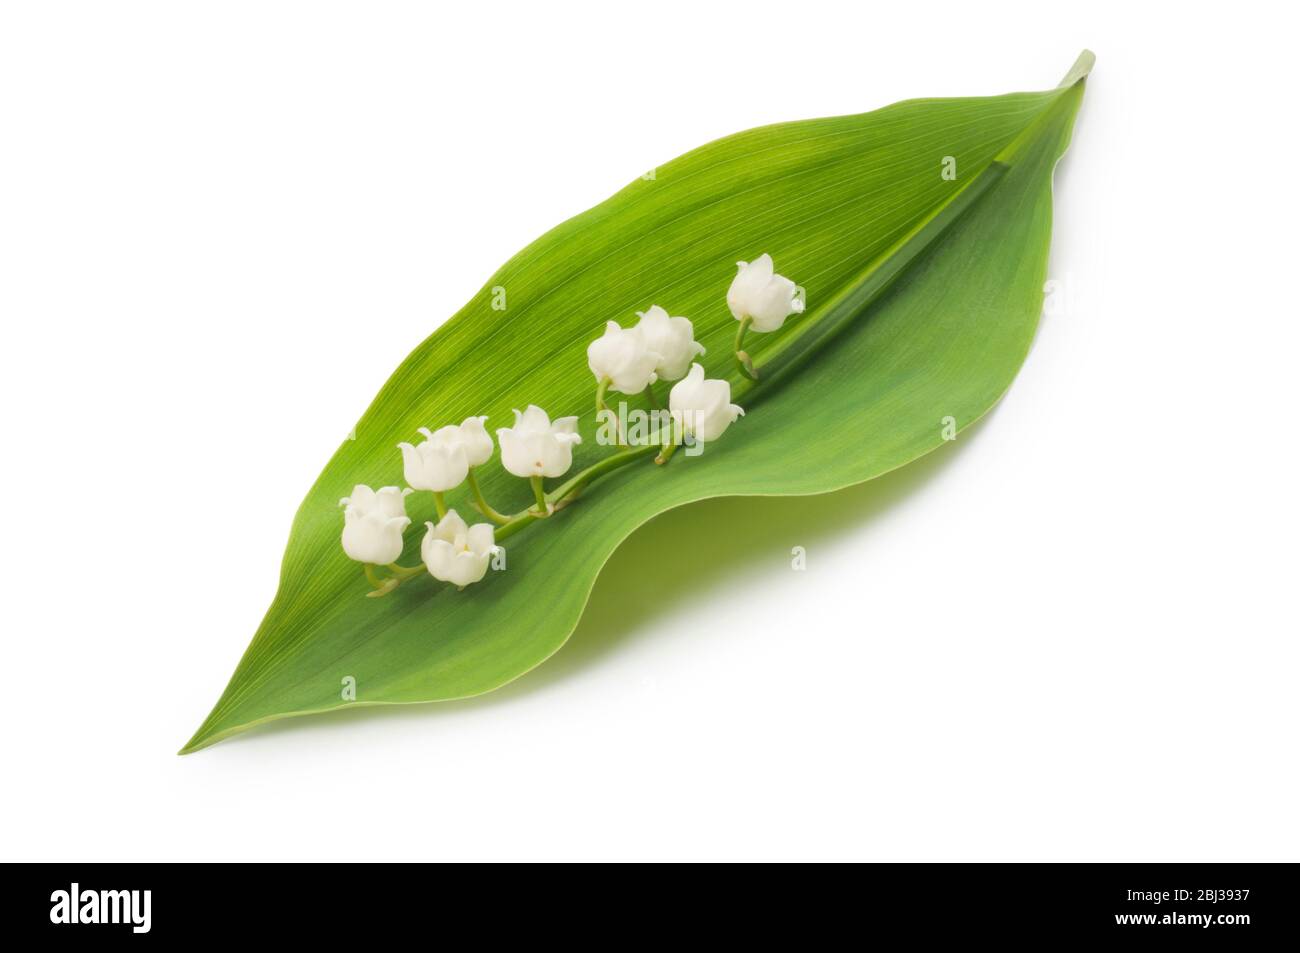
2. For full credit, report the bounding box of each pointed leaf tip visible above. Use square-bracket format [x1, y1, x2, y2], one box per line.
[1058, 50, 1096, 88]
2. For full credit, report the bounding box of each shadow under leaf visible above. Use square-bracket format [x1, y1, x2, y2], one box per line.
[225, 419, 984, 749]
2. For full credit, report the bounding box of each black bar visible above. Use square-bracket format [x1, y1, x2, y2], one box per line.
[6, 862, 1295, 942]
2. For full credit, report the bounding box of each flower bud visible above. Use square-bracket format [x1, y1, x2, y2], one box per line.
[422, 509, 498, 588]
[587, 320, 660, 394]
[339, 485, 411, 565]
[398, 426, 469, 492]
[496, 405, 583, 478]
[634, 305, 705, 381]
[457, 415, 495, 467]
[726, 253, 805, 332]
[669, 363, 744, 443]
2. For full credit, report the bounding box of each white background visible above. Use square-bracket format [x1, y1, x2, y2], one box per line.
[2, 2, 1296, 861]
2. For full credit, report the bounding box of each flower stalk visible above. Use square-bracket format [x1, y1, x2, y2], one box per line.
[340, 170, 1009, 599]
[529, 475, 550, 517]
[465, 468, 509, 525]
[655, 440, 679, 466]
[734, 316, 756, 380]
[595, 375, 622, 445]
[387, 562, 426, 580]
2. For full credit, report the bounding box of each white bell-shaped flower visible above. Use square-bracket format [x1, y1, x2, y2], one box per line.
[456, 415, 495, 467]
[422, 509, 498, 588]
[634, 305, 705, 381]
[398, 425, 469, 492]
[340, 485, 411, 565]
[726, 253, 805, 332]
[669, 363, 744, 443]
[496, 405, 582, 478]
[587, 320, 661, 394]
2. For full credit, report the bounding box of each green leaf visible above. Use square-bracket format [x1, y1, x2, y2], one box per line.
[184, 52, 1093, 752]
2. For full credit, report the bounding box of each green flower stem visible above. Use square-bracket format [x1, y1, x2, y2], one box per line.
[529, 475, 549, 516]
[734, 315, 758, 380]
[495, 442, 661, 542]
[553, 442, 658, 501]
[466, 467, 510, 525]
[597, 376, 628, 446]
[493, 509, 539, 543]
[364, 563, 399, 598]
[654, 440, 680, 466]
[645, 383, 660, 409]
[432, 490, 449, 519]
[386, 562, 426, 580]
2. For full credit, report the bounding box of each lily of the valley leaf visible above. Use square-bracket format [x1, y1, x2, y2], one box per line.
[183, 52, 1094, 753]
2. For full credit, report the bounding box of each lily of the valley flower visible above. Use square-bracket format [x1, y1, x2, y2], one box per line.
[669, 363, 744, 442]
[634, 305, 705, 381]
[727, 253, 805, 332]
[497, 405, 582, 478]
[398, 416, 493, 492]
[587, 320, 660, 394]
[422, 509, 498, 588]
[457, 415, 495, 467]
[342, 254, 788, 593]
[340, 485, 412, 565]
